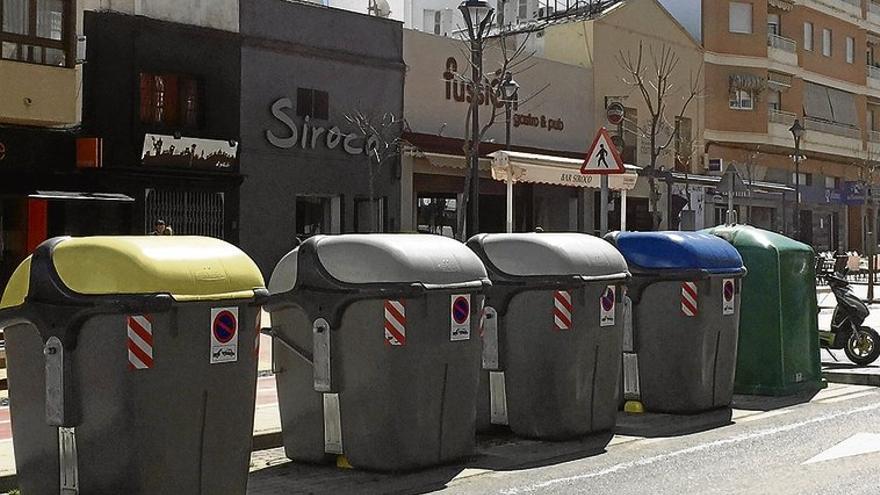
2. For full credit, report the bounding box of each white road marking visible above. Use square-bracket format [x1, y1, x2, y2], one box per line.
[803, 433, 880, 464]
[499, 401, 880, 494]
[818, 391, 879, 404]
[736, 409, 793, 423]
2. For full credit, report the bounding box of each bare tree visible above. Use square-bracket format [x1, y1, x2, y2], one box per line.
[344, 111, 407, 232]
[454, 29, 543, 239]
[617, 42, 703, 229]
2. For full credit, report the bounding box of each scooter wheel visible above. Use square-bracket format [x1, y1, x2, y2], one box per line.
[844, 327, 880, 367]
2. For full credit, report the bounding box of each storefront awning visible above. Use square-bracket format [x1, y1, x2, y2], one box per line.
[670, 173, 794, 194]
[489, 150, 640, 191]
[28, 191, 136, 202]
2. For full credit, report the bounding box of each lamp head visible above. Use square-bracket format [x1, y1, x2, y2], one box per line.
[789, 118, 804, 141]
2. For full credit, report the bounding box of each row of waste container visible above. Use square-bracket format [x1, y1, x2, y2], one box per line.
[0, 226, 823, 494]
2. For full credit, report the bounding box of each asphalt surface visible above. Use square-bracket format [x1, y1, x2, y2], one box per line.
[247, 384, 880, 495]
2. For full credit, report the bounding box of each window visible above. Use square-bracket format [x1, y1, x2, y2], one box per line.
[1, 0, 70, 66]
[823, 28, 832, 57]
[296, 88, 329, 120]
[729, 2, 752, 34]
[825, 176, 839, 189]
[729, 89, 754, 110]
[518, 0, 528, 20]
[144, 190, 224, 238]
[296, 196, 341, 237]
[767, 14, 779, 36]
[674, 116, 692, 171]
[804, 22, 813, 51]
[792, 172, 811, 186]
[767, 90, 781, 111]
[622, 106, 638, 164]
[846, 36, 854, 63]
[417, 195, 457, 237]
[434, 10, 441, 35]
[139, 73, 203, 129]
[423, 10, 436, 34]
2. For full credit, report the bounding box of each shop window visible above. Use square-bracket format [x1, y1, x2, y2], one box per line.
[417, 195, 457, 238]
[1, 0, 70, 66]
[296, 195, 341, 238]
[729, 2, 752, 34]
[144, 189, 224, 238]
[296, 88, 329, 120]
[139, 73, 203, 129]
[729, 89, 754, 110]
[355, 197, 387, 233]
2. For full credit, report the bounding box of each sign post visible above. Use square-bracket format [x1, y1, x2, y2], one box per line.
[582, 127, 625, 235]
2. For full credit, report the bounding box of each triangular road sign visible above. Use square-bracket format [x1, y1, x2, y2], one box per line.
[718, 164, 748, 194]
[803, 433, 880, 465]
[582, 127, 625, 175]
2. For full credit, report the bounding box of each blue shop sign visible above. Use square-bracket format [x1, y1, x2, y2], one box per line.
[844, 181, 866, 205]
[800, 184, 845, 205]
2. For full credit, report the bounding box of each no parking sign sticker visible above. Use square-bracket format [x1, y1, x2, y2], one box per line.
[600, 286, 616, 327]
[722, 279, 735, 316]
[450, 294, 471, 341]
[210, 307, 239, 364]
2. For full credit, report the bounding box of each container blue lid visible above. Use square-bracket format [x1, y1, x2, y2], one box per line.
[610, 231, 744, 274]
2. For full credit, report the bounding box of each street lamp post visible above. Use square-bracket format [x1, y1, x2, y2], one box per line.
[501, 71, 519, 233]
[460, 0, 494, 238]
[789, 119, 804, 240]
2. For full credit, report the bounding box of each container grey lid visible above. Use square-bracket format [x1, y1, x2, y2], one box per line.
[472, 233, 629, 280]
[269, 234, 488, 294]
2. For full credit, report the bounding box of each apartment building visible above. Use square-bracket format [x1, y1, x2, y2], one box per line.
[700, 0, 880, 251]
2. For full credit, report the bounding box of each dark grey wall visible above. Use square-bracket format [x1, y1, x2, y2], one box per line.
[239, 0, 405, 275]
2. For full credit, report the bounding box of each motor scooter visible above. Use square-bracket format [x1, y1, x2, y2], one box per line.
[821, 271, 880, 366]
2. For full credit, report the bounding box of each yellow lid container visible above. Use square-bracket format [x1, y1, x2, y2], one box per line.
[1, 236, 265, 309]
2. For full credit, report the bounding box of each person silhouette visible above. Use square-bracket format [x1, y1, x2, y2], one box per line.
[597, 143, 609, 168]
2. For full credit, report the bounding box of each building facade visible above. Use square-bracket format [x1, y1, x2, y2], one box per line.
[402, 29, 595, 237]
[1, 0, 83, 288]
[81, 10, 242, 241]
[699, 0, 880, 251]
[239, 0, 405, 275]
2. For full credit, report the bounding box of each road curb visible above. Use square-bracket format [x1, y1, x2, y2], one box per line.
[822, 369, 880, 387]
[0, 430, 285, 493]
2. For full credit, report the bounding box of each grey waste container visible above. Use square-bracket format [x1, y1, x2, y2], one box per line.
[467, 233, 629, 439]
[606, 232, 745, 414]
[266, 234, 490, 471]
[0, 236, 267, 495]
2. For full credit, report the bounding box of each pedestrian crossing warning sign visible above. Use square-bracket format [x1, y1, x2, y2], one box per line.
[581, 127, 625, 175]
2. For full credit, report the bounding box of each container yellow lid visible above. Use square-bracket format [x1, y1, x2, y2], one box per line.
[0, 236, 265, 308]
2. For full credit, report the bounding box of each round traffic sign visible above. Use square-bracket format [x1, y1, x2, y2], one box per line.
[601, 287, 615, 311]
[452, 296, 470, 325]
[606, 102, 625, 126]
[213, 310, 237, 344]
[723, 280, 735, 302]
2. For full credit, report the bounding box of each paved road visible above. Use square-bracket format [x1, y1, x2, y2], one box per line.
[247, 384, 880, 495]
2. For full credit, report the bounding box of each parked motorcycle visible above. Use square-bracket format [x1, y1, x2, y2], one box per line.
[821, 272, 880, 366]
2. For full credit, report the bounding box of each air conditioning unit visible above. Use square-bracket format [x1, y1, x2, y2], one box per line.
[706, 157, 723, 173]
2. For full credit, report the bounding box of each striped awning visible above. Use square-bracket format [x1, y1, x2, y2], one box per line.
[729, 74, 766, 92]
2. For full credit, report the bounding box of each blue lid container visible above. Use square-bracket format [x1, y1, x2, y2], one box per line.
[607, 231, 745, 275]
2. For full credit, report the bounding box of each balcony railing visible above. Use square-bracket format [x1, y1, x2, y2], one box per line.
[869, 65, 880, 80]
[767, 34, 797, 53]
[769, 108, 797, 125]
[804, 117, 862, 139]
[870, 130, 880, 143]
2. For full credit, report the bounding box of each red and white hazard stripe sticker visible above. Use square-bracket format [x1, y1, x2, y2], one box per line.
[554, 290, 573, 330]
[127, 314, 154, 370]
[384, 300, 406, 346]
[681, 282, 698, 317]
[478, 297, 486, 337]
